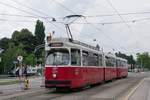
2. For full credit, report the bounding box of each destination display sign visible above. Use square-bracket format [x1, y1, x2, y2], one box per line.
[49, 43, 63, 47]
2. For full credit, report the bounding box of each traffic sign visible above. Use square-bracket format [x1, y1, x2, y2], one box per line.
[17, 55, 23, 62]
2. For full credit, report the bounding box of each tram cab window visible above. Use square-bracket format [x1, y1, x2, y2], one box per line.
[71, 49, 81, 66]
[46, 48, 69, 65]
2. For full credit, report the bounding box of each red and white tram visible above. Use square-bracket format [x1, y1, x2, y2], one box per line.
[45, 38, 128, 89]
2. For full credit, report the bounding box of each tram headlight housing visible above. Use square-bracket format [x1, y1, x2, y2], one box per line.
[52, 73, 57, 78]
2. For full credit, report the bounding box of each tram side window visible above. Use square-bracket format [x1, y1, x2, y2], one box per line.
[116, 60, 119, 67]
[116, 60, 120, 67]
[99, 55, 103, 66]
[94, 54, 99, 66]
[105, 57, 115, 67]
[82, 51, 88, 66]
[71, 49, 81, 66]
[88, 53, 99, 66]
[122, 61, 127, 67]
[82, 51, 99, 66]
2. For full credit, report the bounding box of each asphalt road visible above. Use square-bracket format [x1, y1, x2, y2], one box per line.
[128, 77, 150, 100]
[1, 72, 150, 100]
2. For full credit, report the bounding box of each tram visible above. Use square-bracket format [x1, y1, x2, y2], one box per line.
[44, 38, 128, 89]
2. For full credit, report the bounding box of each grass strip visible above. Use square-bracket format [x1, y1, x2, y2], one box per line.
[0, 80, 19, 85]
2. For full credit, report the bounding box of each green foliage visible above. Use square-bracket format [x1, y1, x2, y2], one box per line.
[24, 54, 35, 66]
[12, 30, 20, 41]
[34, 20, 45, 45]
[12, 29, 36, 53]
[1, 43, 25, 74]
[137, 52, 150, 69]
[0, 20, 46, 74]
[115, 52, 136, 65]
[0, 38, 11, 50]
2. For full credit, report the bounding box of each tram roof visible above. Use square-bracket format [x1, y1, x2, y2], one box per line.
[46, 38, 103, 54]
[104, 52, 127, 62]
[46, 38, 127, 62]
[116, 57, 127, 62]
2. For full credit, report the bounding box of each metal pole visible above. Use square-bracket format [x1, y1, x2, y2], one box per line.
[140, 58, 142, 72]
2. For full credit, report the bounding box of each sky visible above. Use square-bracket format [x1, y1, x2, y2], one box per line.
[0, 0, 150, 56]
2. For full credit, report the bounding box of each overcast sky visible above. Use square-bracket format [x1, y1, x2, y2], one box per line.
[0, 0, 150, 55]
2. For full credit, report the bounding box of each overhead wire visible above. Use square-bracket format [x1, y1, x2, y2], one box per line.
[0, 13, 43, 18]
[105, 0, 144, 52]
[1, 13, 150, 25]
[0, 1, 66, 34]
[53, 0, 128, 52]
[0, 0, 145, 53]
[0, 1, 46, 19]
[84, 11, 150, 18]
[0, 18, 35, 22]
[8, 0, 67, 32]
[105, 0, 130, 28]
[71, 17, 150, 25]
[9, 0, 53, 19]
[53, 0, 76, 14]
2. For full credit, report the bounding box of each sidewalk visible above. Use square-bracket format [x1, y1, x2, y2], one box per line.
[0, 76, 46, 100]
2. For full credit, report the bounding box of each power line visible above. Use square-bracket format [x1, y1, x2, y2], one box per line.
[84, 11, 150, 18]
[71, 17, 150, 25]
[9, 0, 53, 19]
[53, 0, 76, 14]
[52, 0, 128, 52]
[105, 0, 145, 52]
[0, 13, 44, 18]
[10, 0, 67, 34]
[0, 18, 35, 22]
[1, 13, 150, 25]
[0, 1, 49, 19]
[105, 0, 130, 28]
[0, 1, 67, 34]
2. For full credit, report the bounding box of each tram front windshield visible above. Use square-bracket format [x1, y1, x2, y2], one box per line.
[46, 48, 69, 65]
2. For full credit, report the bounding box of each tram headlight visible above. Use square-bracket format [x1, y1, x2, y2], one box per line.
[52, 73, 57, 78]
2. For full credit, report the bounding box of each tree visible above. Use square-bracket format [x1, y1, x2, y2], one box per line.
[34, 20, 45, 64]
[12, 30, 20, 42]
[1, 43, 25, 74]
[34, 20, 45, 45]
[24, 54, 35, 66]
[0, 37, 11, 50]
[137, 52, 150, 69]
[11, 29, 35, 53]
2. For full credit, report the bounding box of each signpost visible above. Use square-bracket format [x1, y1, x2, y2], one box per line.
[17, 55, 23, 73]
[17, 55, 23, 62]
